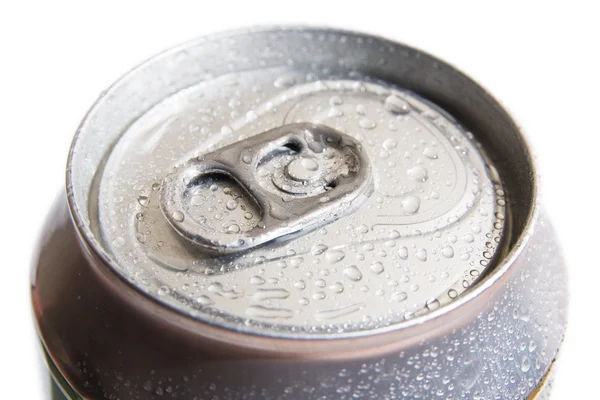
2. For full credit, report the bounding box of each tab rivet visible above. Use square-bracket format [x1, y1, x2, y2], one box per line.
[286, 157, 321, 182]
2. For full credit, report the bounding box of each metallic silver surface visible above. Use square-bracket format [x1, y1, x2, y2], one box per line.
[33, 200, 566, 399]
[32, 26, 567, 399]
[85, 75, 505, 337]
[159, 123, 373, 254]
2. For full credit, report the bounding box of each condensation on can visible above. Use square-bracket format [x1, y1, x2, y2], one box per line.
[31, 26, 568, 400]
[95, 77, 507, 338]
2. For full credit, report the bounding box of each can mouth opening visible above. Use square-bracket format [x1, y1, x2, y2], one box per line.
[67, 26, 536, 338]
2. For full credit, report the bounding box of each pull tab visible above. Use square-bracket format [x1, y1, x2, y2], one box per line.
[159, 123, 373, 254]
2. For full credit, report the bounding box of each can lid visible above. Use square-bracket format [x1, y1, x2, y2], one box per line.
[72, 28, 507, 338]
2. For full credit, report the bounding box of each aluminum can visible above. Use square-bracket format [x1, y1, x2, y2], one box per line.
[31, 27, 568, 400]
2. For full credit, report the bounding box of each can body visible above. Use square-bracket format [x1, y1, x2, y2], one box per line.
[32, 198, 566, 399]
[31, 27, 567, 400]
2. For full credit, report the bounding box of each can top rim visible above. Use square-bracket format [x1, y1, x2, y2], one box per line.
[66, 25, 539, 347]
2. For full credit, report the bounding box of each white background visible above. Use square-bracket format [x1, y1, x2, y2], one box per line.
[1, 1, 597, 398]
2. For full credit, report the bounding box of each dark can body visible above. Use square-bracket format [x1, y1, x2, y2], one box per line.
[31, 27, 567, 399]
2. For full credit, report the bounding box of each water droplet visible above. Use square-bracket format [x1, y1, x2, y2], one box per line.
[294, 280, 306, 290]
[311, 243, 328, 255]
[423, 147, 438, 159]
[287, 157, 320, 181]
[328, 107, 344, 117]
[416, 248, 428, 261]
[245, 110, 258, 121]
[442, 246, 455, 258]
[426, 298, 440, 310]
[250, 276, 265, 285]
[242, 155, 252, 164]
[356, 224, 369, 234]
[325, 249, 345, 264]
[210, 184, 218, 192]
[343, 265, 363, 281]
[312, 291, 326, 300]
[391, 291, 408, 302]
[226, 200, 238, 210]
[315, 279, 326, 288]
[170, 211, 184, 222]
[302, 158, 319, 171]
[382, 138, 398, 151]
[158, 286, 170, 296]
[315, 303, 364, 321]
[224, 222, 240, 234]
[290, 257, 303, 267]
[521, 356, 531, 372]
[137, 195, 149, 206]
[246, 305, 293, 319]
[398, 246, 408, 260]
[208, 282, 243, 299]
[448, 289, 458, 299]
[273, 76, 296, 88]
[191, 195, 206, 205]
[329, 282, 344, 293]
[257, 167, 269, 177]
[329, 95, 343, 106]
[401, 196, 421, 214]
[252, 288, 290, 301]
[220, 125, 234, 135]
[359, 118, 377, 130]
[407, 166, 428, 182]
[182, 292, 208, 307]
[110, 236, 126, 248]
[384, 95, 411, 114]
[529, 341, 537, 352]
[369, 262, 384, 275]
[136, 232, 147, 243]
